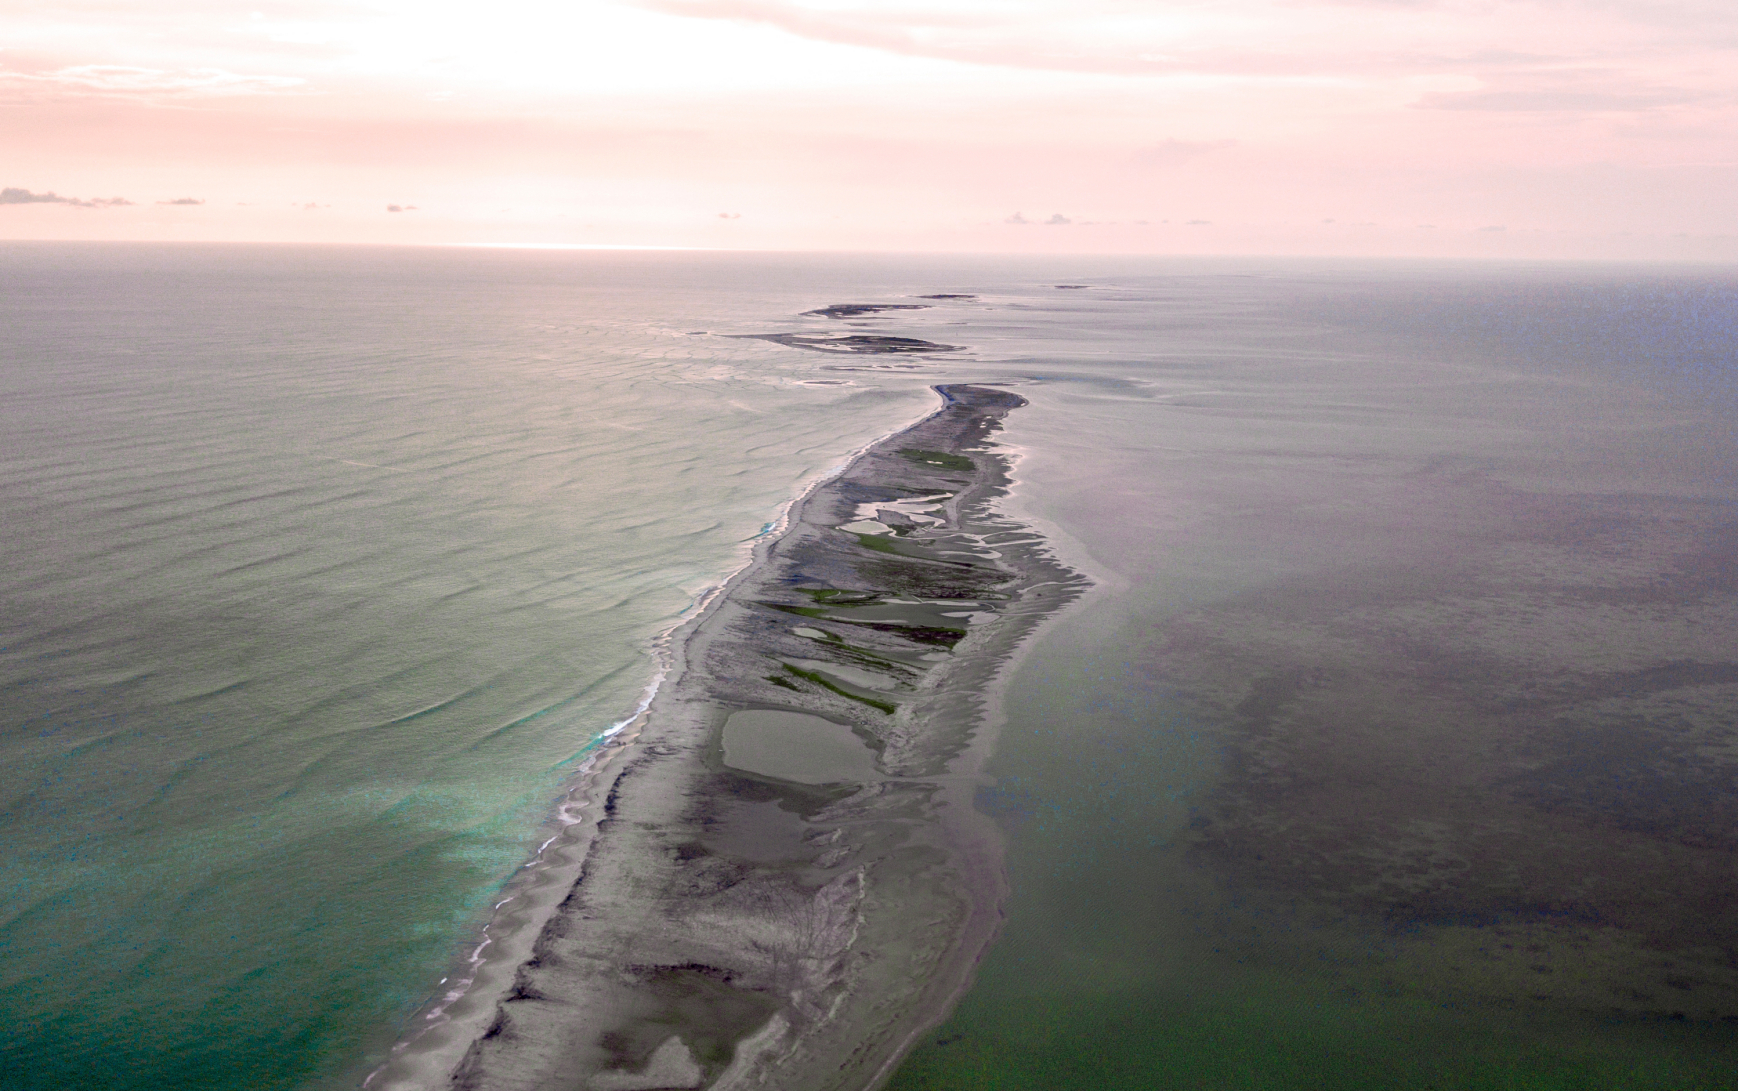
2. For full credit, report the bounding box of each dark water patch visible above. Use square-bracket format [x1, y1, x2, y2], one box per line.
[736, 332, 961, 355]
[886, 262, 1738, 1088]
[801, 304, 931, 318]
[1165, 488, 1738, 1022]
[892, 976, 1738, 1091]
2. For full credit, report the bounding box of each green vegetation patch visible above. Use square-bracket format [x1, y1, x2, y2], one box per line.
[781, 664, 896, 714]
[856, 558, 1013, 600]
[853, 532, 901, 555]
[764, 605, 966, 648]
[900, 448, 975, 473]
[801, 589, 880, 605]
[832, 643, 915, 676]
[840, 621, 967, 647]
[764, 603, 827, 618]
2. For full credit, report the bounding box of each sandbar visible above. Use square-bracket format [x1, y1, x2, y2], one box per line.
[406, 383, 1087, 1091]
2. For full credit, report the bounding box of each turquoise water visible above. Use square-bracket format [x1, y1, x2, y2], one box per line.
[4, 249, 1735, 1089]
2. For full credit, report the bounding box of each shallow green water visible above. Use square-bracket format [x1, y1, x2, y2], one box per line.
[891, 263, 1738, 1088]
[893, 612, 1738, 1090]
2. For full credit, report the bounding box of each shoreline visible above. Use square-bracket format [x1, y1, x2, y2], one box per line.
[362, 390, 950, 1091]
[371, 383, 1088, 1091]
[362, 387, 949, 1091]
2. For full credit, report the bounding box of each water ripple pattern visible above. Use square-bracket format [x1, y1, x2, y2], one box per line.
[0, 245, 943, 1091]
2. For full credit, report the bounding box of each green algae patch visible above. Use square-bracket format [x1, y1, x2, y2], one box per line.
[834, 620, 967, 647]
[781, 664, 897, 714]
[831, 643, 918, 676]
[801, 589, 880, 605]
[852, 532, 901, 555]
[764, 603, 828, 619]
[900, 448, 975, 473]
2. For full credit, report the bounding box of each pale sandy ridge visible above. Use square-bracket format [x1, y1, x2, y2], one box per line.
[376, 384, 1088, 1091]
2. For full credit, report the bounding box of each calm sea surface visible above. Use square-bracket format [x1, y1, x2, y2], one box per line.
[2, 246, 1734, 1089]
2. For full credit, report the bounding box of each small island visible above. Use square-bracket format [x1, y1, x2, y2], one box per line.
[440, 386, 1087, 1091]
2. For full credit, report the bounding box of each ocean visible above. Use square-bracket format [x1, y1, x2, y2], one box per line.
[2, 245, 1735, 1090]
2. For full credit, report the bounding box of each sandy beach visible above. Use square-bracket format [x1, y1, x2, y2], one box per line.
[373, 382, 1086, 1091]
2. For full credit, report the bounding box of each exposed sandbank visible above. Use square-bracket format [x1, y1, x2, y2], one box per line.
[734, 333, 961, 355]
[381, 383, 1086, 1091]
[801, 304, 931, 319]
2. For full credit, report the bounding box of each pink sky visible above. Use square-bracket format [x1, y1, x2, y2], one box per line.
[3, 0, 1735, 257]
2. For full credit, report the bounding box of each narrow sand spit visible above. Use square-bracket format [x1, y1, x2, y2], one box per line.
[375, 384, 1086, 1091]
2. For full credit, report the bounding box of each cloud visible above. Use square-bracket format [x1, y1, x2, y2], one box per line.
[718, 211, 741, 218]
[385, 204, 419, 212]
[1413, 69, 1705, 113]
[1477, 224, 1506, 232]
[157, 197, 205, 206]
[1128, 139, 1238, 168]
[1004, 211, 1031, 224]
[629, 0, 1297, 77]
[0, 65, 306, 101]
[1185, 219, 1211, 225]
[636, 0, 1023, 68]
[1044, 213, 1072, 225]
[1416, 88, 1702, 111]
[629, 0, 1649, 80]
[1, 187, 133, 208]
[1, 188, 67, 205]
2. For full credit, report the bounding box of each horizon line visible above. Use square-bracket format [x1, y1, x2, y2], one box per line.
[454, 242, 725, 251]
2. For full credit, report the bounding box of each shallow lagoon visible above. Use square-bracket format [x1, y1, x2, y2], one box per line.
[891, 262, 1738, 1088]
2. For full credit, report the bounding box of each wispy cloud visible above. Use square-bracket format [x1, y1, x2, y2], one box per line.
[0, 64, 305, 101]
[1415, 86, 1704, 111]
[1411, 64, 1710, 112]
[0, 0, 1730, 256]
[628, 0, 1285, 77]
[1, 187, 133, 208]
[632, 0, 1738, 82]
